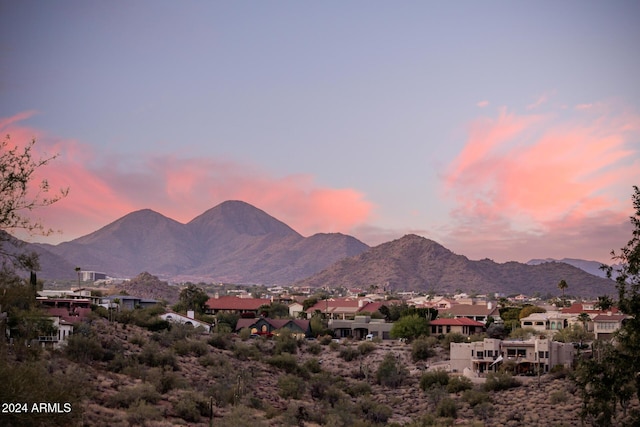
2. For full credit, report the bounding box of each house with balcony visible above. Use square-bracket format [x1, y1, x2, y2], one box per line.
[592, 313, 628, 340]
[450, 337, 574, 376]
[204, 295, 271, 316]
[519, 311, 568, 332]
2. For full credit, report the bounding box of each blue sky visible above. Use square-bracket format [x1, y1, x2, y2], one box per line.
[1, 1, 639, 263]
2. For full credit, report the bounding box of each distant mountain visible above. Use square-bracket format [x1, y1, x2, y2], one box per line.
[35, 200, 370, 284]
[526, 258, 620, 279]
[296, 234, 616, 297]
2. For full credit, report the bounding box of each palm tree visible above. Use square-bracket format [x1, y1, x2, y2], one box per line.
[557, 280, 568, 306]
[577, 312, 591, 331]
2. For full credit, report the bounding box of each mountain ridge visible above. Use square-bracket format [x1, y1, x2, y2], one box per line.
[15, 202, 617, 297]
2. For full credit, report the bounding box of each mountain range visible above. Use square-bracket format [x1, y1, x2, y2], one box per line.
[33, 201, 369, 283]
[18, 200, 616, 297]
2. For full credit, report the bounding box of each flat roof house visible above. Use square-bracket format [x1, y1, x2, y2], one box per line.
[450, 337, 574, 376]
[204, 296, 271, 316]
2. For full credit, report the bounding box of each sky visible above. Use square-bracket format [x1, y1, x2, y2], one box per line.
[1, 1, 639, 264]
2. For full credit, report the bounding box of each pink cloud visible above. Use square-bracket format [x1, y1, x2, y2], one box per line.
[2, 113, 374, 243]
[442, 100, 640, 262]
[476, 100, 489, 108]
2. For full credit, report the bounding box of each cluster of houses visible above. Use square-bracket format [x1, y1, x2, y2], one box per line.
[15, 287, 629, 378]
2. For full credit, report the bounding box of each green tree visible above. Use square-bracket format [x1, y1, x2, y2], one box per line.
[390, 314, 430, 341]
[174, 283, 209, 314]
[594, 295, 614, 311]
[518, 305, 546, 320]
[575, 186, 640, 426]
[0, 136, 68, 271]
[557, 279, 568, 306]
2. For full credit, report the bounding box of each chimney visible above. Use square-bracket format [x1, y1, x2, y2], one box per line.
[358, 299, 364, 308]
[487, 302, 492, 310]
[187, 310, 195, 320]
[214, 292, 219, 299]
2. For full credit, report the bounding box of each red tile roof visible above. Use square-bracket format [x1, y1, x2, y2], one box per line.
[205, 296, 271, 311]
[592, 314, 627, 322]
[562, 302, 619, 314]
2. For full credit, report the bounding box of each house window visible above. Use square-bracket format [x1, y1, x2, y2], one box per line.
[538, 351, 545, 359]
[507, 349, 516, 357]
[477, 351, 483, 359]
[517, 349, 526, 357]
[437, 326, 443, 334]
[446, 326, 451, 333]
[545, 351, 549, 359]
[486, 350, 493, 357]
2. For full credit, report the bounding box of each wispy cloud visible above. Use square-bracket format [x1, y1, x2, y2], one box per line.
[442, 99, 639, 262]
[2, 113, 374, 243]
[526, 91, 554, 110]
[476, 100, 489, 108]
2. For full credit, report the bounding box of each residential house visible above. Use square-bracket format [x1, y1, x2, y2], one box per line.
[329, 315, 393, 340]
[288, 302, 304, 319]
[204, 295, 271, 316]
[160, 310, 212, 332]
[592, 313, 628, 340]
[235, 317, 311, 339]
[450, 337, 574, 376]
[441, 301, 501, 323]
[430, 318, 485, 336]
[305, 298, 387, 320]
[38, 298, 93, 323]
[101, 295, 159, 310]
[38, 316, 74, 349]
[519, 311, 568, 332]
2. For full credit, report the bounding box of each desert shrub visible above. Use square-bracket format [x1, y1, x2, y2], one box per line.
[462, 389, 492, 407]
[107, 383, 160, 408]
[446, 375, 473, 393]
[473, 401, 495, 421]
[267, 353, 307, 377]
[419, 370, 450, 391]
[304, 357, 322, 373]
[308, 373, 344, 407]
[318, 335, 334, 345]
[346, 381, 372, 397]
[64, 334, 106, 363]
[174, 392, 210, 422]
[232, 343, 261, 361]
[412, 336, 436, 361]
[199, 353, 229, 368]
[441, 332, 466, 349]
[376, 353, 408, 388]
[357, 397, 393, 423]
[147, 367, 186, 394]
[174, 339, 209, 357]
[358, 341, 376, 355]
[339, 346, 360, 361]
[0, 359, 86, 427]
[239, 327, 251, 340]
[278, 374, 306, 399]
[208, 332, 232, 349]
[126, 400, 162, 425]
[274, 329, 299, 354]
[549, 390, 568, 404]
[138, 341, 178, 369]
[483, 371, 520, 392]
[129, 334, 146, 346]
[306, 341, 323, 355]
[436, 397, 458, 418]
[329, 340, 341, 351]
[216, 405, 269, 427]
